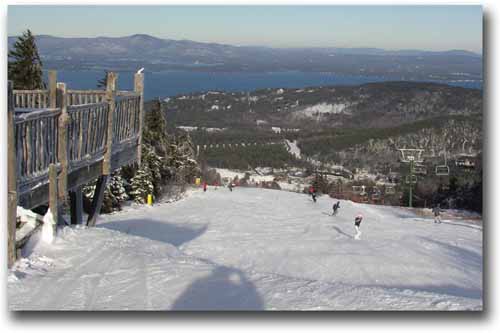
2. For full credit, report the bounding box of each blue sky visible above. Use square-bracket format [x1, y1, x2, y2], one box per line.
[8, 5, 483, 53]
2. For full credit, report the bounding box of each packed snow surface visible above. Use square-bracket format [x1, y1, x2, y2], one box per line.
[8, 188, 482, 310]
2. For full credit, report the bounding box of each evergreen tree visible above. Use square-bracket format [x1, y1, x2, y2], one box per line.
[82, 170, 129, 213]
[142, 144, 164, 197]
[8, 29, 45, 90]
[97, 71, 109, 89]
[130, 164, 154, 204]
[104, 171, 129, 212]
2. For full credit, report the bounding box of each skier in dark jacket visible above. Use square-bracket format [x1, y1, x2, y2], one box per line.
[203, 181, 207, 192]
[228, 182, 233, 192]
[354, 214, 363, 239]
[432, 205, 442, 224]
[332, 201, 340, 216]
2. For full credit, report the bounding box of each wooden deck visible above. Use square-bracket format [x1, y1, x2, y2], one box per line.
[7, 71, 144, 267]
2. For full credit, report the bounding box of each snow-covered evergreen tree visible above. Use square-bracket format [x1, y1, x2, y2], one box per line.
[83, 170, 129, 213]
[83, 99, 201, 208]
[130, 164, 154, 204]
[104, 171, 129, 211]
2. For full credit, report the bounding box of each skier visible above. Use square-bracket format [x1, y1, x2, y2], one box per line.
[432, 204, 442, 224]
[332, 201, 340, 216]
[228, 182, 233, 192]
[309, 185, 317, 203]
[354, 214, 363, 240]
[203, 181, 207, 192]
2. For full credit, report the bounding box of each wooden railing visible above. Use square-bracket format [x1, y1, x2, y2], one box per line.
[13, 90, 49, 109]
[66, 89, 139, 106]
[113, 95, 141, 146]
[67, 102, 109, 169]
[67, 90, 106, 106]
[14, 108, 61, 192]
[15, 93, 141, 187]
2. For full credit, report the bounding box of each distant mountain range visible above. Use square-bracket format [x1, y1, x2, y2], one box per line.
[8, 34, 483, 82]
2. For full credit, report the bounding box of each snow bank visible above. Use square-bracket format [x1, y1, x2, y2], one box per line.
[41, 209, 56, 244]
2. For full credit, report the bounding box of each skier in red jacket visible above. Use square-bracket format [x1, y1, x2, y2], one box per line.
[309, 186, 317, 203]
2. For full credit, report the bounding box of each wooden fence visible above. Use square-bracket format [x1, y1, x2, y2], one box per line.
[14, 108, 61, 194]
[67, 102, 109, 169]
[113, 95, 141, 145]
[13, 89, 50, 109]
[67, 90, 107, 106]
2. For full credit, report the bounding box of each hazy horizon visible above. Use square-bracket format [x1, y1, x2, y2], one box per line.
[8, 5, 483, 54]
[7, 32, 483, 55]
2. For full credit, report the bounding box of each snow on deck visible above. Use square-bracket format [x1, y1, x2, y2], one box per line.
[8, 188, 482, 310]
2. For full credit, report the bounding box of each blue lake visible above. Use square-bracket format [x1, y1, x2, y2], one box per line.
[44, 70, 482, 101]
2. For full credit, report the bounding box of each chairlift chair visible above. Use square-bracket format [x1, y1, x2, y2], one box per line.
[385, 186, 396, 195]
[398, 148, 424, 164]
[435, 150, 450, 176]
[435, 165, 450, 176]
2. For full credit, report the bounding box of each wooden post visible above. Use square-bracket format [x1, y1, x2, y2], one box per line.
[103, 72, 117, 175]
[48, 164, 59, 227]
[86, 175, 108, 227]
[56, 83, 69, 207]
[70, 186, 83, 225]
[48, 70, 57, 108]
[7, 81, 18, 268]
[134, 71, 144, 165]
[87, 72, 116, 227]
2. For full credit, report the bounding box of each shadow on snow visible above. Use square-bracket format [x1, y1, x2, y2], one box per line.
[98, 218, 208, 247]
[171, 265, 264, 310]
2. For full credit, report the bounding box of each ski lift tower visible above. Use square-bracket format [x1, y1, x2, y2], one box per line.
[398, 148, 424, 208]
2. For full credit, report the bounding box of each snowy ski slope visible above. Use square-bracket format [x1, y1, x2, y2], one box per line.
[8, 187, 482, 310]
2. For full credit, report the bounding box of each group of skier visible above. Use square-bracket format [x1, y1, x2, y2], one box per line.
[307, 183, 445, 240]
[308, 185, 364, 239]
[203, 180, 442, 241]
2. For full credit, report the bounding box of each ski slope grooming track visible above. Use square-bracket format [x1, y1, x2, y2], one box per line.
[8, 188, 482, 310]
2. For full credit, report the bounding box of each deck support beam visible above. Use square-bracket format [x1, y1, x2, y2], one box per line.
[87, 72, 117, 227]
[56, 83, 69, 204]
[86, 175, 108, 227]
[134, 71, 144, 165]
[48, 70, 57, 108]
[48, 164, 59, 232]
[103, 72, 117, 175]
[70, 186, 83, 225]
